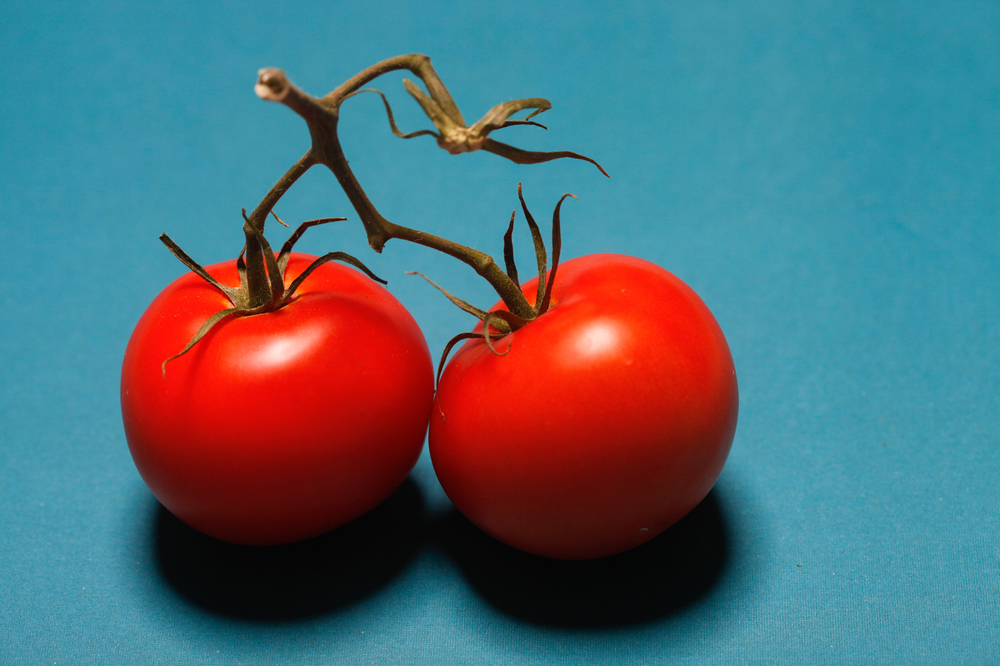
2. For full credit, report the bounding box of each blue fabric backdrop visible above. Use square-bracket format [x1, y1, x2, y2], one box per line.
[2, 0, 997, 663]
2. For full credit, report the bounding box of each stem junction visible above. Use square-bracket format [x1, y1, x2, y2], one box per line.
[251, 54, 606, 320]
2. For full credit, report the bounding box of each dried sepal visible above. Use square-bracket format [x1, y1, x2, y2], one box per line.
[349, 88, 440, 140]
[159, 234, 243, 306]
[481, 311, 513, 357]
[485, 309, 532, 333]
[433, 330, 493, 423]
[161, 307, 241, 378]
[392, 75, 607, 176]
[497, 119, 548, 131]
[403, 78, 459, 138]
[502, 211, 519, 285]
[538, 193, 576, 315]
[405, 271, 495, 325]
[517, 183, 548, 307]
[282, 251, 386, 302]
[435, 331, 483, 386]
[277, 217, 347, 274]
[482, 140, 609, 177]
[467, 98, 551, 136]
[235, 247, 248, 296]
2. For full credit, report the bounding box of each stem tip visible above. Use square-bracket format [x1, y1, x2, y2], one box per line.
[255, 68, 290, 102]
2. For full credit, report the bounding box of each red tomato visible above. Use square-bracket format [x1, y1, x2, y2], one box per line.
[121, 252, 433, 545]
[429, 253, 738, 560]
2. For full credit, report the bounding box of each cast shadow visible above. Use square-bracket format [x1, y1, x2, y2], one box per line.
[154, 478, 425, 620]
[433, 489, 729, 628]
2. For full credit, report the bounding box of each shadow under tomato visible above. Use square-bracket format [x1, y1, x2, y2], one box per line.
[154, 478, 425, 620]
[432, 489, 729, 628]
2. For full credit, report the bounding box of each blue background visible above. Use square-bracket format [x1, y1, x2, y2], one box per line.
[2, 0, 998, 663]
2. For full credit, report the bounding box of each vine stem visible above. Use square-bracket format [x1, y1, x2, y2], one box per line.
[251, 55, 548, 320]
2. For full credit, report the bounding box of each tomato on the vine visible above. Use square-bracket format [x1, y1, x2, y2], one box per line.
[429, 253, 738, 560]
[121, 252, 433, 546]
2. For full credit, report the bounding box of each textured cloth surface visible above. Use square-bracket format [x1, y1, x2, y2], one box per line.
[2, 1, 997, 663]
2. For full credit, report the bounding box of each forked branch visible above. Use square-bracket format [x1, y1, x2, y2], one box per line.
[250, 54, 606, 320]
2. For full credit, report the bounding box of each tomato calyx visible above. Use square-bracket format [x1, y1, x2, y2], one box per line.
[350, 84, 609, 174]
[158, 211, 385, 377]
[410, 184, 576, 386]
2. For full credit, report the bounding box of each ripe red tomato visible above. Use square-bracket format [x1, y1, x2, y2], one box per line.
[121, 252, 433, 545]
[429, 253, 738, 560]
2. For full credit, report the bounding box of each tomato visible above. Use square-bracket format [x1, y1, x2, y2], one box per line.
[429, 253, 738, 560]
[121, 252, 434, 546]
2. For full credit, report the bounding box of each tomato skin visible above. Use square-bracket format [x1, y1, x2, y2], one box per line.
[429, 254, 738, 560]
[121, 252, 434, 546]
